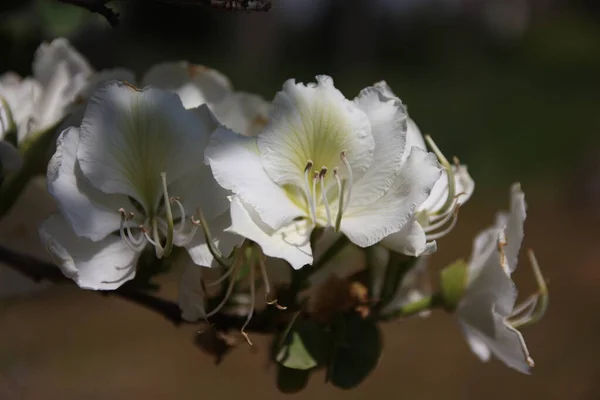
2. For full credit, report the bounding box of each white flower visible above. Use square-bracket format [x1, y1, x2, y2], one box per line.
[0, 38, 92, 145]
[39, 81, 235, 290]
[376, 82, 475, 256]
[457, 183, 542, 374]
[206, 76, 441, 269]
[0, 99, 21, 174]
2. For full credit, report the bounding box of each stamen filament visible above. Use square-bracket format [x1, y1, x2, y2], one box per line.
[319, 167, 332, 226]
[424, 135, 456, 216]
[241, 254, 256, 345]
[340, 151, 353, 212]
[204, 254, 242, 318]
[191, 209, 233, 268]
[170, 197, 186, 234]
[119, 209, 143, 252]
[510, 250, 549, 329]
[205, 263, 238, 287]
[425, 207, 459, 240]
[334, 168, 345, 232]
[425, 202, 458, 232]
[312, 171, 319, 221]
[160, 172, 174, 257]
[258, 251, 287, 310]
[304, 161, 317, 224]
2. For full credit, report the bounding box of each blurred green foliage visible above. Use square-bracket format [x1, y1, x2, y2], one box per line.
[1, 0, 598, 190]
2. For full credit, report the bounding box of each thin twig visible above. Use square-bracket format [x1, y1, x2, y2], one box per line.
[0, 244, 275, 331]
[57, 0, 120, 26]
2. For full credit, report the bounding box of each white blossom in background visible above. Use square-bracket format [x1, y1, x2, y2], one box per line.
[376, 82, 474, 257]
[0, 99, 22, 174]
[0, 38, 92, 145]
[64, 59, 270, 139]
[39, 81, 237, 290]
[206, 76, 441, 269]
[457, 183, 543, 374]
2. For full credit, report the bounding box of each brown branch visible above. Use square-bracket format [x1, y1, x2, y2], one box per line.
[0, 244, 275, 332]
[57, 0, 120, 26]
[153, 0, 272, 12]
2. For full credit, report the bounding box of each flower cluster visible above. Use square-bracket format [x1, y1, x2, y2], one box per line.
[0, 38, 548, 390]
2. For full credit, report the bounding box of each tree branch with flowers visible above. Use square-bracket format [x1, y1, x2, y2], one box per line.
[0, 38, 548, 392]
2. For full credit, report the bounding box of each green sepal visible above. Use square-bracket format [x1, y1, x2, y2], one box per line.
[440, 259, 468, 311]
[275, 319, 332, 370]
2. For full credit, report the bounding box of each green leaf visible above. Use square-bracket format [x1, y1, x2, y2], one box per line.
[329, 313, 382, 390]
[439, 259, 468, 311]
[276, 365, 310, 394]
[275, 320, 332, 370]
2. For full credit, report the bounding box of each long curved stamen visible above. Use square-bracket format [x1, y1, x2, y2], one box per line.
[205, 263, 238, 287]
[424, 135, 456, 216]
[204, 253, 242, 318]
[425, 201, 459, 233]
[510, 250, 549, 329]
[160, 172, 174, 257]
[170, 197, 186, 234]
[304, 161, 317, 223]
[191, 209, 233, 268]
[334, 168, 345, 232]
[425, 207, 459, 241]
[257, 251, 287, 310]
[241, 254, 256, 345]
[178, 224, 199, 246]
[319, 167, 332, 226]
[152, 217, 165, 258]
[312, 171, 319, 218]
[119, 209, 145, 252]
[340, 151, 353, 212]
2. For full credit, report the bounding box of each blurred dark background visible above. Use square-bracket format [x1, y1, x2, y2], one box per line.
[1, 0, 600, 398]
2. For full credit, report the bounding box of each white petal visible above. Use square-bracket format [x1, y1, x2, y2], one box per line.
[184, 211, 243, 267]
[420, 164, 475, 213]
[460, 321, 492, 362]
[77, 82, 210, 213]
[31, 39, 92, 137]
[257, 76, 374, 188]
[0, 141, 22, 173]
[460, 314, 533, 374]
[32, 38, 92, 88]
[402, 118, 427, 164]
[341, 146, 441, 247]
[205, 127, 303, 229]
[459, 243, 518, 335]
[379, 217, 435, 257]
[47, 127, 127, 241]
[496, 183, 526, 273]
[0, 74, 42, 141]
[211, 92, 270, 137]
[142, 62, 232, 109]
[168, 164, 230, 222]
[350, 84, 406, 206]
[80, 68, 137, 100]
[39, 214, 140, 290]
[227, 196, 313, 270]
